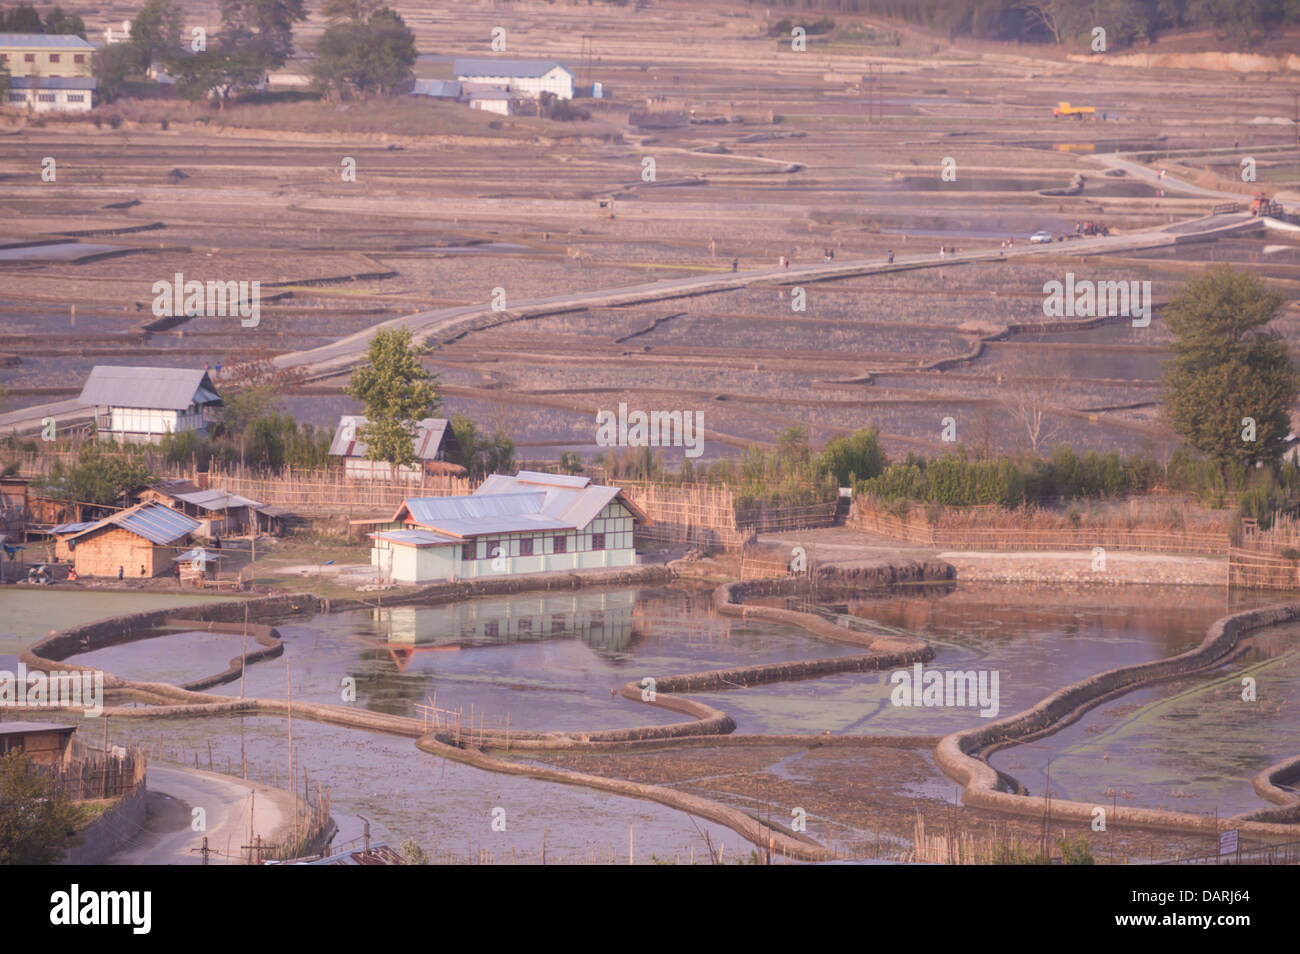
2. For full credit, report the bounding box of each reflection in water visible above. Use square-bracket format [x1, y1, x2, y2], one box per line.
[361, 590, 640, 670]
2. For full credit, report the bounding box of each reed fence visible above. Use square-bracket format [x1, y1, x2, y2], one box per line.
[618, 479, 836, 552]
[204, 464, 473, 517]
[850, 497, 1230, 554]
[39, 736, 147, 801]
[1227, 547, 1300, 590]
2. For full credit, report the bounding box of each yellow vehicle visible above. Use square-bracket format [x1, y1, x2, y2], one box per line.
[1053, 101, 1096, 118]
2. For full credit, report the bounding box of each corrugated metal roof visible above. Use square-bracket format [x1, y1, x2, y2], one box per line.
[173, 547, 219, 563]
[370, 529, 458, 547]
[9, 75, 97, 89]
[411, 79, 461, 97]
[79, 366, 222, 411]
[68, 502, 199, 546]
[476, 472, 647, 526]
[0, 722, 75, 736]
[393, 473, 640, 538]
[329, 415, 453, 460]
[167, 488, 264, 512]
[50, 521, 95, 535]
[466, 86, 517, 101]
[0, 33, 97, 49]
[513, 470, 591, 489]
[454, 58, 573, 79]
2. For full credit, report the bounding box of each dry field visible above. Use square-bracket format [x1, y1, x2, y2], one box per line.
[2, 0, 1299, 463]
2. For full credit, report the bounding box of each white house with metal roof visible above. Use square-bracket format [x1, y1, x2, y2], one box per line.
[79, 366, 222, 445]
[465, 84, 518, 116]
[452, 58, 575, 100]
[367, 470, 646, 583]
[330, 415, 465, 480]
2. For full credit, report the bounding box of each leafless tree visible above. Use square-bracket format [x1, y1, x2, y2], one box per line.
[997, 348, 1069, 456]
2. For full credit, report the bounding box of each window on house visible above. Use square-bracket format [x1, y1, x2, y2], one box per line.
[66, 93, 84, 102]
[37, 93, 56, 102]
[519, 537, 533, 557]
[461, 542, 475, 561]
[49, 54, 59, 63]
[8, 93, 24, 102]
[484, 620, 499, 638]
[592, 532, 605, 550]
[553, 535, 567, 553]
[24, 54, 35, 62]
[74, 54, 84, 64]
[518, 618, 532, 635]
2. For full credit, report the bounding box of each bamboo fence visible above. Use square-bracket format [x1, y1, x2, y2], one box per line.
[39, 736, 147, 801]
[618, 479, 836, 551]
[1227, 547, 1300, 590]
[204, 464, 473, 516]
[850, 497, 1230, 555]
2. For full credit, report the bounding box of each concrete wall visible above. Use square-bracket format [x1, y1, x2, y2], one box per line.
[62, 781, 148, 865]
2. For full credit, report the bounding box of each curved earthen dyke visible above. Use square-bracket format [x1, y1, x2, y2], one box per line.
[17, 564, 1300, 855]
[413, 732, 834, 862]
[935, 601, 1300, 837]
[166, 618, 284, 692]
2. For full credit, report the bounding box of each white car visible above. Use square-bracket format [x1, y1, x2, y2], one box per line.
[1029, 230, 1054, 244]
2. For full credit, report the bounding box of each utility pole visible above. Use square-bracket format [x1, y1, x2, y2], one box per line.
[192, 836, 211, 865]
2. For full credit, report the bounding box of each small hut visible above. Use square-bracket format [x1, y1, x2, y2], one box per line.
[173, 547, 219, 585]
[63, 502, 200, 578]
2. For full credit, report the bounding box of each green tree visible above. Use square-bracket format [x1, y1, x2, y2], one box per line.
[345, 327, 441, 467]
[218, 0, 307, 72]
[0, 751, 84, 865]
[1162, 266, 1298, 477]
[165, 45, 267, 103]
[2, 3, 43, 32]
[818, 427, 886, 486]
[448, 413, 514, 479]
[129, 0, 185, 71]
[43, 6, 86, 36]
[310, 7, 416, 99]
[92, 42, 136, 102]
[35, 442, 155, 507]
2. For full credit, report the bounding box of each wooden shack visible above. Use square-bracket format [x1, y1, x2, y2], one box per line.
[173, 547, 218, 584]
[0, 722, 76, 766]
[138, 480, 275, 538]
[64, 502, 200, 578]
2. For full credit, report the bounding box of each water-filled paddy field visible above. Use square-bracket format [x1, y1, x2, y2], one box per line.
[34, 582, 1300, 858]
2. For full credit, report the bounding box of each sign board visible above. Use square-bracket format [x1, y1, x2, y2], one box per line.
[1219, 829, 1239, 856]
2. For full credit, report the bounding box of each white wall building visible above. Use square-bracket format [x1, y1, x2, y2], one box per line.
[329, 415, 465, 481]
[6, 75, 95, 111]
[453, 58, 575, 100]
[367, 471, 647, 584]
[466, 85, 517, 116]
[79, 366, 222, 445]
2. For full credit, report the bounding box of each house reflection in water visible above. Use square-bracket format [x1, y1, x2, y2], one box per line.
[368, 590, 637, 670]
